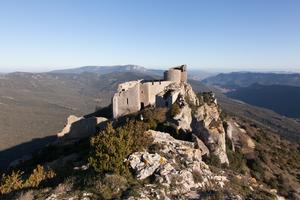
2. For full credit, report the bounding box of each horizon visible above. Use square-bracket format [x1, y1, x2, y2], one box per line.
[1, 64, 300, 74]
[0, 0, 300, 72]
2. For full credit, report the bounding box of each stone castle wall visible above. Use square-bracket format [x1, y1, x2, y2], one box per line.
[112, 65, 188, 118]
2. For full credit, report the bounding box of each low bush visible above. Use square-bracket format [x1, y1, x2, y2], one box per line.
[0, 171, 24, 194]
[204, 154, 222, 168]
[0, 165, 55, 195]
[89, 120, 153, 175]
[24, 165, 56, 188]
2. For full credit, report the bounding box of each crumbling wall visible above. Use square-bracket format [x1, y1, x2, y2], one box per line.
[164, 65, 187, 83]
[140, 81, 173, 106]
[113, 83, 141, 118]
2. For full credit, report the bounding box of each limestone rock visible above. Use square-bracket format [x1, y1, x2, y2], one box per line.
[157, 82, 229, 164]
[192, 102, 229, 164]
[173, 102, 192, 131]
[127, 152, 162, 180]
[192, 134, 210, 156]
[226, 119, 255, 154]
[127, 130, 228, 199]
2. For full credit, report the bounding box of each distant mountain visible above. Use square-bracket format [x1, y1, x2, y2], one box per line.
[50, 65, 214, 81]
[50, 65, 164, 76]
[227, 84, 300, 118]
[202, 72, 300, 89]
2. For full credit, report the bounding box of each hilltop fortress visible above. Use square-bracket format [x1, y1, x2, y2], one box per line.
[112, 65, 187, 118]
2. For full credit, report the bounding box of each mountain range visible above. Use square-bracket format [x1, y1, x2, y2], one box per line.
[202, 71, 300, 88]
[202, 72, 300, 119]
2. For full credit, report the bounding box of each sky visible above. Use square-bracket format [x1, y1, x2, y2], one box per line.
[0, 0, 299, 73]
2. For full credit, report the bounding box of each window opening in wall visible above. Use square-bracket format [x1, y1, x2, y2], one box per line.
[127, 98, 129, 105]
[152, 82, 154, 85]
[141, 102, 145, 110]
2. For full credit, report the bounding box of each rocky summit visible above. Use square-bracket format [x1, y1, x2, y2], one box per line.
[1, 73, 299, 200]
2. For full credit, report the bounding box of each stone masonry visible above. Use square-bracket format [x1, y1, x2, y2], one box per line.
[112, 65, 187, 118]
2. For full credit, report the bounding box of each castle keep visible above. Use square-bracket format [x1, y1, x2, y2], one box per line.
[112, 65, 187, 118]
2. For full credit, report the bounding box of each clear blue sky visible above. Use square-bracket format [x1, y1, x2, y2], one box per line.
[0, 0, 299, 72]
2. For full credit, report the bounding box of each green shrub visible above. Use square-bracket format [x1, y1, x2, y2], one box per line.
[204, 154, 222, 168]
[89, 120, 153, 175]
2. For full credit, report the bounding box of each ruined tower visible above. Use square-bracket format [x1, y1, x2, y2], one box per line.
[112, 65, 188, 118]
[163, 65, 187, 83]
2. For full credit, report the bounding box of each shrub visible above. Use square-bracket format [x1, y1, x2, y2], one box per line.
[0, 165, 55, 195]
[143, 108, 168, 124]
[97, 175, 128, 199]
[204, 154, 221, 168]
[89, 120, 153, 175]
[24, 165, 56, 188]
[0, 171, 24, 194]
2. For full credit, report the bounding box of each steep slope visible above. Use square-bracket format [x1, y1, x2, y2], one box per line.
[227, 84, 300, 118]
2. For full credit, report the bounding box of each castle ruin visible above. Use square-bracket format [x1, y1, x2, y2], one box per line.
[112, 65, 187, 118]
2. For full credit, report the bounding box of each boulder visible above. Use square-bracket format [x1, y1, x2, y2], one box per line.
[127, 152, 161, 180]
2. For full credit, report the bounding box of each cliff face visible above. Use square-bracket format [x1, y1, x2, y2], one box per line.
[167, 82, 229, 164]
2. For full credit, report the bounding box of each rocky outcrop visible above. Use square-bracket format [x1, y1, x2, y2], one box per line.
[163, 82, 229, 164]
[57, 115, 108, 139]
[192, 102, 229, 164]
[226, 119, 255, 154]
[173, 103, 192, 132]
[127, 152, 162, 180]
[127, 130, 227, 199]
[192, 134, 210, 156]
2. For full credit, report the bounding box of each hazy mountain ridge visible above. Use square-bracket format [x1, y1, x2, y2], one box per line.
[50, 65, 214, 81]
[202, 72, 300, 89]
[50, 65, 149, 74]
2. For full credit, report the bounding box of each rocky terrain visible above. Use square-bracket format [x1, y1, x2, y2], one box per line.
[1, 80, 299, 200]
